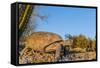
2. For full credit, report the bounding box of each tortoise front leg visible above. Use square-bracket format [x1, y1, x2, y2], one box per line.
[54, 44, 61, 62]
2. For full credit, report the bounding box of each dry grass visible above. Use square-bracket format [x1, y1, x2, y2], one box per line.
[70, 47, 86, 53]
[19, 47, 96, 64]
[19, 48, 55, 64]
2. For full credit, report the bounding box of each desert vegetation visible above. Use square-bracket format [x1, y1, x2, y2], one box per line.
[18, 4, 96, 64]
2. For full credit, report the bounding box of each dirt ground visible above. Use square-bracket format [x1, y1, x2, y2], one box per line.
[19, 49, 96, 64]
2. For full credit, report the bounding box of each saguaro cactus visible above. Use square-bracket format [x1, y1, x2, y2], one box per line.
[19, 4, 33, 37]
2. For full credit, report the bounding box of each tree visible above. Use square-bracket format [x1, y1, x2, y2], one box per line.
[65, 34, 73, 40]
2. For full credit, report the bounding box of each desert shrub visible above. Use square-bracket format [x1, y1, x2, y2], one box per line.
[72, 35, 89, 49]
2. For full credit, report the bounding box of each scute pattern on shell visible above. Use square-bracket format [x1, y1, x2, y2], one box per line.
[24, 32, 63, 52]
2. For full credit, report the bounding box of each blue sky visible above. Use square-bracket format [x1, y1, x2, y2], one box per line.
[32, 5, 96, 39]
